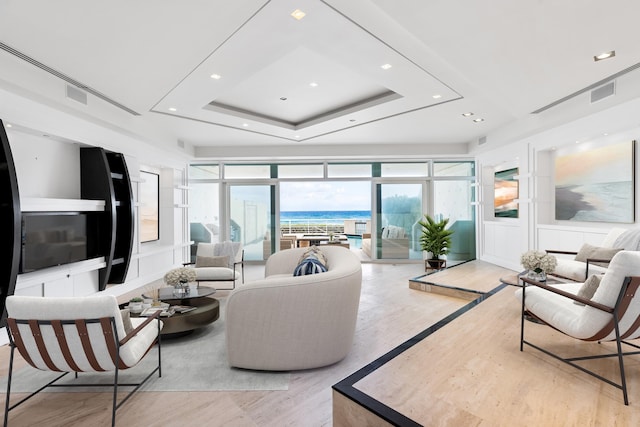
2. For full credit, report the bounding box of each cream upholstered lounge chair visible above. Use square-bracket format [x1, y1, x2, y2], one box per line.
[516, 251, 640, 405]
[4, 295, 162, 426]
[189, 241, 244, 290]
[546, 227, 626, 281]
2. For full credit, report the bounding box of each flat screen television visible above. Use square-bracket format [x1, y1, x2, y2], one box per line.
[20, 212, 101, 273]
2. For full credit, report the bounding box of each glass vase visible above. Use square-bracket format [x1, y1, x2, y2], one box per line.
[527, 269, 547, 282]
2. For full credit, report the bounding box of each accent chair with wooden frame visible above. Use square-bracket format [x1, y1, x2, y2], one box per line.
[516, 251, 640, 405]
[546, 227, 626, 281]
[3, 295, 163, 426]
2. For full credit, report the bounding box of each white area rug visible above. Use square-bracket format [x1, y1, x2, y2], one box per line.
[1, 300, 290, 392]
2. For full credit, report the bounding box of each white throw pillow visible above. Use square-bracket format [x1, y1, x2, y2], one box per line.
[574, 243, 621, 267]
[196, 255, 229, 268]
[574, 274, 603, 306]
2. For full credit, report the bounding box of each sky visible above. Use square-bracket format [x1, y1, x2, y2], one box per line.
[554, 141, 633, 186]
[280, 181, 370, 211]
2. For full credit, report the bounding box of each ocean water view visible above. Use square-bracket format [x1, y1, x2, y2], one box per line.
[280, 210, 371, 224]
[555, 181, 633, 222]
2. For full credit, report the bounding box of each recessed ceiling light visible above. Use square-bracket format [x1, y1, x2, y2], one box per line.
[210, 74, 222, 80]
[294, 135, 301, 139]
[594, 50, 615, 62]
[168, 107, 177, 112]
[575, 140, 581, 144]
[5, 123, 12, 128]
[462, 112, 474, 117]
[280, 97, 288, 101]
[291, 9, 306, 20]
[242, 123, 249, 128]
[309, 82, 318, 87]
[432, 94, 442, 99]
[473, 118, 484, 123]
[380, 63, 392, 70]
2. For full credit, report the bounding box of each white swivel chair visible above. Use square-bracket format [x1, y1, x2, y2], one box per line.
[516, 251, 640, 405]
[3, 295, 162, 426]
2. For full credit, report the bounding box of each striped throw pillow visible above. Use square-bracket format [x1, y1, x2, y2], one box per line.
[293, 257, 328, 276]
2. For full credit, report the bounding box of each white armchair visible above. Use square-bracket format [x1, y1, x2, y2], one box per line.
[516, 251, 640, 405]
[4, 295, 162, 426]
[547, 228, 627, 281]
[188, 241, 244, 289]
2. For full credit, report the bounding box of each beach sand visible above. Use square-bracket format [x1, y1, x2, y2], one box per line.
[555, 186, 594, 220]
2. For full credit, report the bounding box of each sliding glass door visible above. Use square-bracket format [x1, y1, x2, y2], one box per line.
[374, 183, 424, 260]
[228, 184, 275, 261]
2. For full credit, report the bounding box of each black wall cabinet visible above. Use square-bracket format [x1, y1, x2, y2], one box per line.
[0, 119, 21, 327]
[81, 147, 134, 290]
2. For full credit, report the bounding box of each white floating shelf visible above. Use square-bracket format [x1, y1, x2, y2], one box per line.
[21, 198, 106, 212]
[175, 185, 192, 190]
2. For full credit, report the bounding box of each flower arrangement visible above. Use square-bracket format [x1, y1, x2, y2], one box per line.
[163, 267, 197, 286]
[520, 250, 557, 273]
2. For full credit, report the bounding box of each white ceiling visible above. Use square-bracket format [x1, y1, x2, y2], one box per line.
[1, 0, 639, 151]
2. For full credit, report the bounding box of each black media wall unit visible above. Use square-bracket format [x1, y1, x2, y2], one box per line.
[80, 147, 134, 290]
[0, 119, 21, 327]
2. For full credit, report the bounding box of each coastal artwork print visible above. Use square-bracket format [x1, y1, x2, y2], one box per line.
[555, 141, 635, 223]
[139, 171, 160, 242]
[494, 167, 519, 218]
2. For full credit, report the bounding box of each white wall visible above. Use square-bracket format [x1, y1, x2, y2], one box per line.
[476, 97, 640, 270]
[3, 92, 192, 303]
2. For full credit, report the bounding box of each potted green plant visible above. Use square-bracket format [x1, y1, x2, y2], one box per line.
[418, 215, 454, 269]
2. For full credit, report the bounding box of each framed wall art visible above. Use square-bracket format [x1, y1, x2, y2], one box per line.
[494, 167, 519, 218]
[554, 140, 635, 223]
[139, 170, 160, 242]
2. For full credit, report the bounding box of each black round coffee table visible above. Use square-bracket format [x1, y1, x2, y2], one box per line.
[150, 286, 220, 337]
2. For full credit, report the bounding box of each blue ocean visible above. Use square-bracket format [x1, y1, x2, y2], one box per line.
[280, 210, 371, 224]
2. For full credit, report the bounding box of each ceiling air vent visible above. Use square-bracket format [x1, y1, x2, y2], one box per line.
[590, 81, 615, 103]
[0, 41, 140, 115]
[532, 61, 640, 114]
[66, 85, 87, 105]
[478, 136, 487, 145]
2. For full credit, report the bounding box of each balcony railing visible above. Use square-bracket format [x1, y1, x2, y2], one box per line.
[280, 220, 344, 235]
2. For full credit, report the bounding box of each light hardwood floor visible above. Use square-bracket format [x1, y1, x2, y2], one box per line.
[10, 260, 634, 426]
[337, 263, 640, 427]
[1, 261, 479, 427]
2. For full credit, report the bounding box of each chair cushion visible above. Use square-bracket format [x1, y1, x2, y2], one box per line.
[573, 275, 603, 306]
[574, 243, 622, 266]
[517, 251, 640, 341]
[195, 267, 238, 281]
[550, 259, 607, 281]
[293, 257, 328, 276]
[196, 255, 228, 268]
[120, 309, 134, 334]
